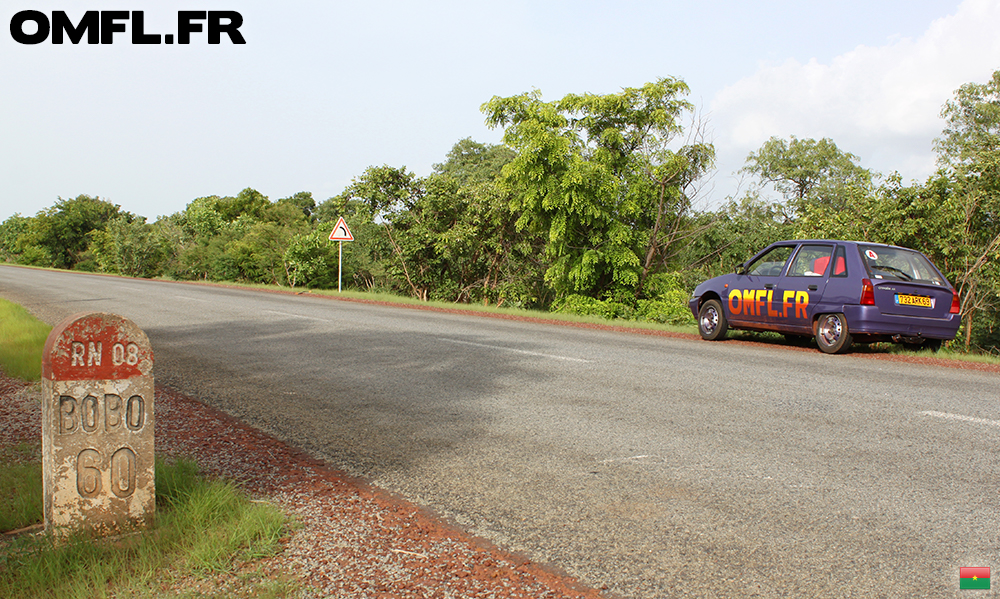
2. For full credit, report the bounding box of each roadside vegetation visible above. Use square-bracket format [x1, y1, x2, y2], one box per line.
[0, 299, 49, 380]
[0, 300, 295, 598]
[2, 70, 998, 353]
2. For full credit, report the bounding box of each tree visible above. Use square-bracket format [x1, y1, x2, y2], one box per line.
[277, 191, 317, 221]
[936, 70, 1000, 166]
[424, 140, 547, 306]
[89, 214, 166, 278]
[316, 141, 548, 305]
[638, 132, 715, 287]
[329, 165, 428, 297]
[180, 196, 222, 237]
[160, 188, 315, 285]
[340, 165, 424, 221]
[18, 195, 123, 269]
[482, 78, 713, 301]
[741, 136, 872, 216]
[681, 196, 795, 277]
[793, 173, 922, 244]
[0, 214, 29, 262]
[216, 188, 270, 222]
[930, 69, 1000, 350]
[283, 229, 339, 288]
[918, 174, 1000, 350]
[432, 137, 516, 187]
[216, 198, 312, 286]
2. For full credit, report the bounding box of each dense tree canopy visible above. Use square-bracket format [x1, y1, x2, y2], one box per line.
[482, 77, 714, 301]
[936, 70, 1000, 166]
[742, 136, 873, 216]
[12, 195, 125, 270]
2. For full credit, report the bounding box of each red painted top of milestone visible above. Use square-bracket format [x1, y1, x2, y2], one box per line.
[42, 312, 152, 381]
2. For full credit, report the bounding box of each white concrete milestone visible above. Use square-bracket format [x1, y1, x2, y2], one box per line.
[41, 312, 154, 535]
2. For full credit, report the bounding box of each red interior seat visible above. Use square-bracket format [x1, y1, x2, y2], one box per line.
[811, 256, 845, 275]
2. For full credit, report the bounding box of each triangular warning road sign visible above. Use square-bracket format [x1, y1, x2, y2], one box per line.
[329, 217, 354, 241]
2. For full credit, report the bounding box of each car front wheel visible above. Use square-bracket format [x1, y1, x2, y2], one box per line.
[815, 313, 852, 354]
[698, 299, 729, 341]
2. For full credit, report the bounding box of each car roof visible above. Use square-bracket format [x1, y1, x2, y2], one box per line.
[769, 240, 908, 250]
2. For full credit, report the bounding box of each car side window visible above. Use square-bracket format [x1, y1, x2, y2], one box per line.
[830, 245, 848, 277]
[746, 246, 794, 276]
[787, 244, 835, 277]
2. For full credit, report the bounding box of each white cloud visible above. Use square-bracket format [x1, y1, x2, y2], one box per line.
[708, 0, 1000, 200]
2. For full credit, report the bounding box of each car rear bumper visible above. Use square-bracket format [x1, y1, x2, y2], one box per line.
[843, 305, 961, 340]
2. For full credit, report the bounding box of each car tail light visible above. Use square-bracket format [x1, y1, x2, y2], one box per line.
[950, 289, 961, 314]
[860, 279, 875, 305]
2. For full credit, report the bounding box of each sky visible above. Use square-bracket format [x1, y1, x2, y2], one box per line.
[2, 0, 998, 222]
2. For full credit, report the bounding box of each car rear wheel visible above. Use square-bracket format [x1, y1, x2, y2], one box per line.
[698, 299, 729, 341]
[815, 313, 852, 354]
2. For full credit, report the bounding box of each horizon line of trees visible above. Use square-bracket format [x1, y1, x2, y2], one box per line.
[2, 70, 998, 353]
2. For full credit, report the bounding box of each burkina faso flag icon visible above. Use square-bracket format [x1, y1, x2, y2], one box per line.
[960, 567, 990, 590]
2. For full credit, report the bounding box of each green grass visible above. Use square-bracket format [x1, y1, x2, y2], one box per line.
[0, 298, 51, 381]
[882, 344, 1000, 363]
[0, 444, 43, 532]
[0, 458, 293, 599]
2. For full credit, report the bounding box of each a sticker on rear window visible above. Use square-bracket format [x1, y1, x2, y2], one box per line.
[865, 249, 879, 260]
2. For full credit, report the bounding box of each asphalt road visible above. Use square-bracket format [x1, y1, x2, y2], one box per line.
[2, 265, 998, 598]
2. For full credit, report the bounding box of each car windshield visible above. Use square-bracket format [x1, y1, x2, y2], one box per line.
[859, 245, 946, 285]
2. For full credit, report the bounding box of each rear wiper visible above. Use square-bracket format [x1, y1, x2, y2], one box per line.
[873, 265, 913, 281]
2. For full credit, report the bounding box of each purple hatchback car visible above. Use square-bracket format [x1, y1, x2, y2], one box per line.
[688, 240, 962, 354]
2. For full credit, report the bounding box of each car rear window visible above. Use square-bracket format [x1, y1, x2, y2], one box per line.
[859, 245, 946, 285]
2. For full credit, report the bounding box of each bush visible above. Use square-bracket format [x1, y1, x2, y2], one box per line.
[635, 295, 694, 325]
[551, 294, 603, 317]
[552, 294, 633, 319]
[551, 272, 696, 326]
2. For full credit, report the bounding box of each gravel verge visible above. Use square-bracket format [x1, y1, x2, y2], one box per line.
[0, 373, 607, 599]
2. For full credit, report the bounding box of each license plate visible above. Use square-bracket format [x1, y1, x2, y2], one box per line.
[895, 294, 934, 308]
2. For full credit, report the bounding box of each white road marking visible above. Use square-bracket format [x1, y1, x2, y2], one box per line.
[175, 295, 211, 302]
[600, 455, 664, 464]
[920, 410, 1000, 428]
[264, 310, 330, 322]
[439, 338, 591, 363]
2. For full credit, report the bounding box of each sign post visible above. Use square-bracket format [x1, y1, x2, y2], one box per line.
[328, 216, 354, 292]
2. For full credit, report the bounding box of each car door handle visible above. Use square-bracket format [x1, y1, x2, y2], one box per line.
[765, 283, 774, 289]
[808, 285, 818, 291]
